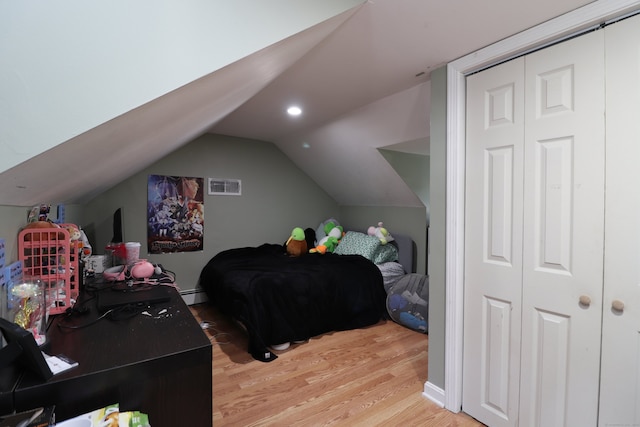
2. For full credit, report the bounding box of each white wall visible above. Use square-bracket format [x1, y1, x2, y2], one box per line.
[0, 0, 362, 174]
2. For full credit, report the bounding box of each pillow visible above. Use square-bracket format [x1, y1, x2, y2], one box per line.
[334, 231, 378, 257]
[373, 243, 399, 264]
[334, 231, 399, 264]
[377, 261, 407, 292]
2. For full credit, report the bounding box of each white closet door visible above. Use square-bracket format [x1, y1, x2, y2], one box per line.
[463, 57, 525, 427]
[600, 14, 640, 426]
[519, 30, 605, 427]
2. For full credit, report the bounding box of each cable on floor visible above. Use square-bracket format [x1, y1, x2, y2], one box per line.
[199, 319, 232, 345]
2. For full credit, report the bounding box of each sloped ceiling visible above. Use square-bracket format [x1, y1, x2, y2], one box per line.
[0, 0, 597, 207]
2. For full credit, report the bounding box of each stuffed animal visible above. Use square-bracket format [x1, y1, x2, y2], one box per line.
[64, 224, 83, 249]
[309, 236, 338, 254]
[314, 218, 341, 243]
[309, 222, 343, 254]
[367, 221, 394, 245]
[286, 227, 308, 257]
[62, 224, 93, 261]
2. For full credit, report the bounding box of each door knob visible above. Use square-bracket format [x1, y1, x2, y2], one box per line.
[579, 295, 591, 306]
[612, 299, 625, 312]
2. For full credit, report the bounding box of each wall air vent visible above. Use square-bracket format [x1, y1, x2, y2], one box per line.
[208, 178, 241, 196]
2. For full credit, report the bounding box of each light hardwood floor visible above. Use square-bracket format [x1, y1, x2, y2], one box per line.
[190, 304, 485, 427]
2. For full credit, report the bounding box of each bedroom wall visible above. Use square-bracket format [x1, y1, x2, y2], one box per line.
[0, 204, 85, 268]
[0, 0, 362, 175]
[82, 133, 341, 301]
[339, 206, 427, 275]
[378, 149, 430, 217]
[427, 65, 447, 392]
[0, 131, 430, 303]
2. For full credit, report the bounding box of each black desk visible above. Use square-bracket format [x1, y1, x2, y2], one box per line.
[0, 365, 21, 415]
[13, 284, 212, 426]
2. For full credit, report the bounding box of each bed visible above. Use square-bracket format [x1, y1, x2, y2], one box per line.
[198, 228, 424, 362]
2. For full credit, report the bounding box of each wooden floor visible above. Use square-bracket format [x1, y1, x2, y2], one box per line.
[190, 304, 485, 427]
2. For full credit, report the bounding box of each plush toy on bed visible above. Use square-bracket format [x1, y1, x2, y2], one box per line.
[309, 236, 339, 254]
[286, 227, 308, 257]
[367, 221, 394, 245]
[309, 221, 344, 254]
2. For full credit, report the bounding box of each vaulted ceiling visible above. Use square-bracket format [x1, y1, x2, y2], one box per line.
[0, 0, 595, 207]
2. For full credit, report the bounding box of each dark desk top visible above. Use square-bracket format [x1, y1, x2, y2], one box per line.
[13, 282, 212, 420]
[34, 283, 209, 382]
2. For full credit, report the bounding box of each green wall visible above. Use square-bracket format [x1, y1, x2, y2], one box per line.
[379, 149, 430, 219]
[428, 66, 447, 390]
[82, 134, 340, 298]
[340, 206, 427, 274]
[0, 133, 429, 303]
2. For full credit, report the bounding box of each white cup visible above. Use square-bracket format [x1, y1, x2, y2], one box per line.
[125, 241, 141, 265]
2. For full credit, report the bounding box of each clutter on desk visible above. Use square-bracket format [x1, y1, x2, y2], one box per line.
[0, 405, 54, 427]
[56, 403, 150, 427]
[42, 352, 78, 375]
[17, 222, 83, 316]
[6, 277, 47, 346]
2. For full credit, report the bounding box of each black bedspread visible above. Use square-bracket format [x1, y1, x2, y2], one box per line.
[199, 244, 386, 362]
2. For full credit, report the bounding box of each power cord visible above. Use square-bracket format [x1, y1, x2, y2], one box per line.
[199, 320, 231, 345]
[56, 303, 152, 330]
[56, 309, 115, 330]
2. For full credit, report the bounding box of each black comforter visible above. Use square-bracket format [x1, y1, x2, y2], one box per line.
[199, 244, 386, 361]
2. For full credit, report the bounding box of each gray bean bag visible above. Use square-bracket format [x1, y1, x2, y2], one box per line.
[386, 273, 429, 333]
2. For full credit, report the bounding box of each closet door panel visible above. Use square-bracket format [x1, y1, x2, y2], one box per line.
[520, 30, 605, 427]
[463, 57, 525, 427]
[600, 14, 640, 426]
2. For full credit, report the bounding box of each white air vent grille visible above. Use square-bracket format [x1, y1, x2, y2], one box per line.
[208, 178, 241, 195]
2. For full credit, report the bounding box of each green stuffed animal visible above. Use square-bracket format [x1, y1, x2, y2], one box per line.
[286, 227, 307, 257]
[309, 223, 343, 254]
[309, 236, 339, 254]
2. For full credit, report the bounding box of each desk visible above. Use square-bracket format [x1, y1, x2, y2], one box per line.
[13, 284, 212, 426]
[0, 365, 21, 415]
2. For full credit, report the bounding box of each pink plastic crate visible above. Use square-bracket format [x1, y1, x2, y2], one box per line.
[18, 226, 80, 316]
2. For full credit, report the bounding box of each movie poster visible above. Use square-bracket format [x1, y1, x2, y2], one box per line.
[147, 175, 204, 254]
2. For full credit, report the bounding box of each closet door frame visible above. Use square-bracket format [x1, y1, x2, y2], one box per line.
[432, 0, 640, 413]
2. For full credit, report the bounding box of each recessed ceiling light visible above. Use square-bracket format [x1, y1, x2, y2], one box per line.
[287, 106, 302, 116]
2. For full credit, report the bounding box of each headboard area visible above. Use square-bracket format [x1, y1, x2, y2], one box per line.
[392, 233, 416, 274]
[349, 229, 416, 274]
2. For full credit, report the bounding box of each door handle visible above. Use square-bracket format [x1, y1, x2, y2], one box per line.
[612, 299, 625, 313]
[579, 295, 591, 307]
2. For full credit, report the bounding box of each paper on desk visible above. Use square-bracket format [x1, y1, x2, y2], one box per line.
[42, 352, 78, 375]
[56, 403, 151, 427]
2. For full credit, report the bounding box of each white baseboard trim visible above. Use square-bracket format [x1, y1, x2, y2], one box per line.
[423, 381, 446, 409]
[179, 288, 208, 305]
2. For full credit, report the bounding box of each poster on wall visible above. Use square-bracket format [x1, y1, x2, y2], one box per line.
[147, 174, 204, 254]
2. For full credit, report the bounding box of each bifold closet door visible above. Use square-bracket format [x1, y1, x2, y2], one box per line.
[463, 30, 605, 427]
[518, 29, 605, 427]
[463, 57, 525, 427]
[600, 14, 640, 426]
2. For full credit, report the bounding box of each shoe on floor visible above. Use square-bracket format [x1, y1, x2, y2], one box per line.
[271, 342, 290, 351]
